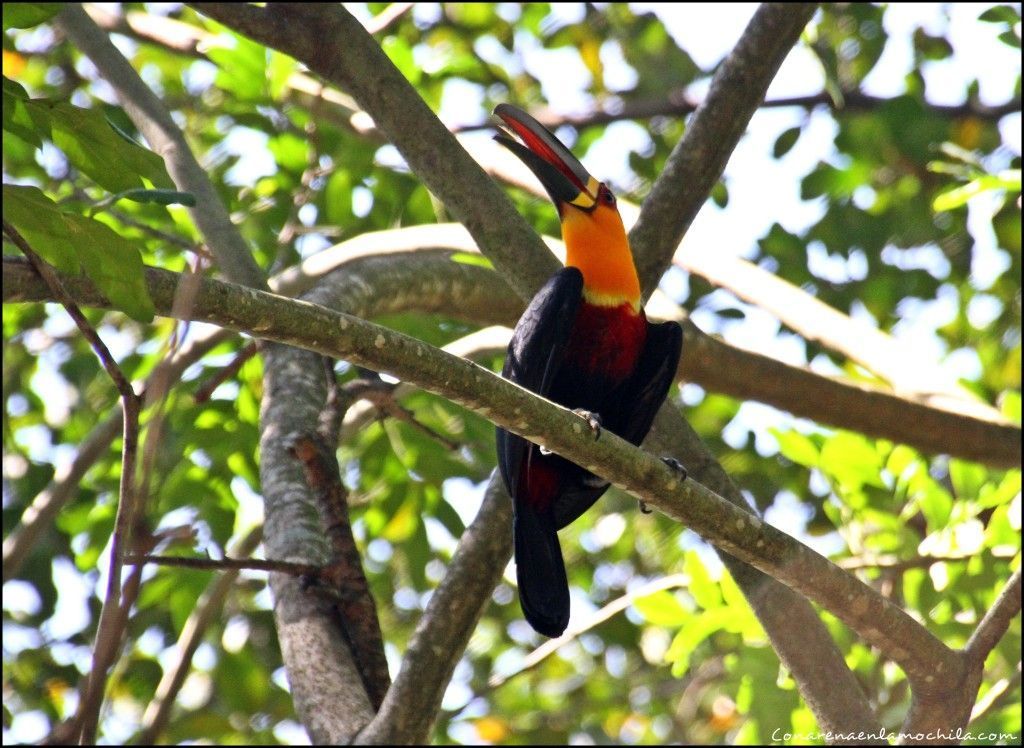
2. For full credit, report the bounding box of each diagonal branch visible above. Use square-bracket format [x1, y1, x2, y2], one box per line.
[670, 250, 1002, 420]
[629, 2, 818, 298]
[191, 2, 558, 300]
[5, 260, 976, 701]
[965, 567, 1022, 668]
[356, 476, 514, 744]
[2, 222, 143, 746]
[452, 90, 1022, 132]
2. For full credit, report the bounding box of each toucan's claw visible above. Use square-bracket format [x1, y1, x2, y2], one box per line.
[572, 409, 602, 440]
[638, 500, 653, 514]
[661, 456, 688, 481]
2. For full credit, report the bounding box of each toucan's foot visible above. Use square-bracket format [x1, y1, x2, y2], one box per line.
[572, 409, 603, 441]
[661, 456, 688, 481]
[638, 460, 687, 514]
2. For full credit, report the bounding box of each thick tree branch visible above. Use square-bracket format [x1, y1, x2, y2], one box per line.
[34, 6, 1012, 742]
[255, 246, 527, 742]
[7, 256, 1017, 468]
[287, 433, 390, 712]
[629, 2, 819, 298]
[671, 251, 1004, 421]
[4, 261, 976, 701]
[85, 6, 1020, 132]
[356, 476, 514, 744]
[83, 1, 1008, 430]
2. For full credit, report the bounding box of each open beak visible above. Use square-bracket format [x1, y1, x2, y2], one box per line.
[493, 103, 600, 212]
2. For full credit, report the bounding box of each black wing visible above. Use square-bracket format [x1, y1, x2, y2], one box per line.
[496, 267, 584, 501]
[549, 319, 682, 531]
[605, 319, 683, 446]
[552, 317, 679, 528]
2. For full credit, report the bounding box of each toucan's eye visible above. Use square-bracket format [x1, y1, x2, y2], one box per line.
[600, 185, 616, 206]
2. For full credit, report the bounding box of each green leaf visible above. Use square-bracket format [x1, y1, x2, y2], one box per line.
[35, 102, 172, 193]
[932, 174, 1015, 212]
[382, 37, 421, 86]
[999, 390, 1021, 423]
[121, 189, 196, 207]
[913, 479, 953, 531]
[684, 551, 722, 610]
[268, 50, 297, 100]
[666, 607, 734, 676]
[819, 432, 885, 490]
[449, 252, 494, 269]
[773, 429, 819, 467]
[978, 6, 1020, 24]
[63, 214, 155, 322]
[1, 185, 78, 274]
[3, 3, 61, 30]
[44, 102, 143, 192]
[710, 180, 729, 208]
[208, 34, 268, 101]
[633, 589, 689, 626]
[2, 80, 42, 147]
[773, 126, 802, 158]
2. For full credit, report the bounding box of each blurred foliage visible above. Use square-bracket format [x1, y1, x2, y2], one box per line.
[2, 3, 1020, 745]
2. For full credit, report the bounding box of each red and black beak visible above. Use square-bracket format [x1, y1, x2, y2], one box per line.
[494, 103, 601, 212]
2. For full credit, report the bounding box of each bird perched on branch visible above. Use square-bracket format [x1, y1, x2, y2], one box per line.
[493, 104, 683, 637]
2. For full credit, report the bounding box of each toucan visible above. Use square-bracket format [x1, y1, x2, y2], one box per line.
[493, 104, 683, 637]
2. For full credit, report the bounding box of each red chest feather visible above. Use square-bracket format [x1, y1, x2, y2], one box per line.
[563, 302, 646, 383]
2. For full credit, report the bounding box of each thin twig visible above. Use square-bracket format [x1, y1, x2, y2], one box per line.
[964, 567, 1023, 666]
[452, 90, 1021, 133]
[2, 413, 122, 581]
[362, 2, 414, 35]
[970, 664, 1022, 724]
[125, 553, 321, 577]
[3, 221, 143, 745]
[488, 574, 689, 688]
[138, 526, 264, 744]
[837, 554, 975, 572]
[105, 208, 205, 253]
[193, 341, 260, 403]
[345, 377, 461, 451]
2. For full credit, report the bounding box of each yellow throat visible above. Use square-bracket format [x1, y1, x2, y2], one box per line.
[561, 203, 641, 310]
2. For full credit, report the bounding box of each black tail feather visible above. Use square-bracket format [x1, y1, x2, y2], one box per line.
[513, 506, 570, 637]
